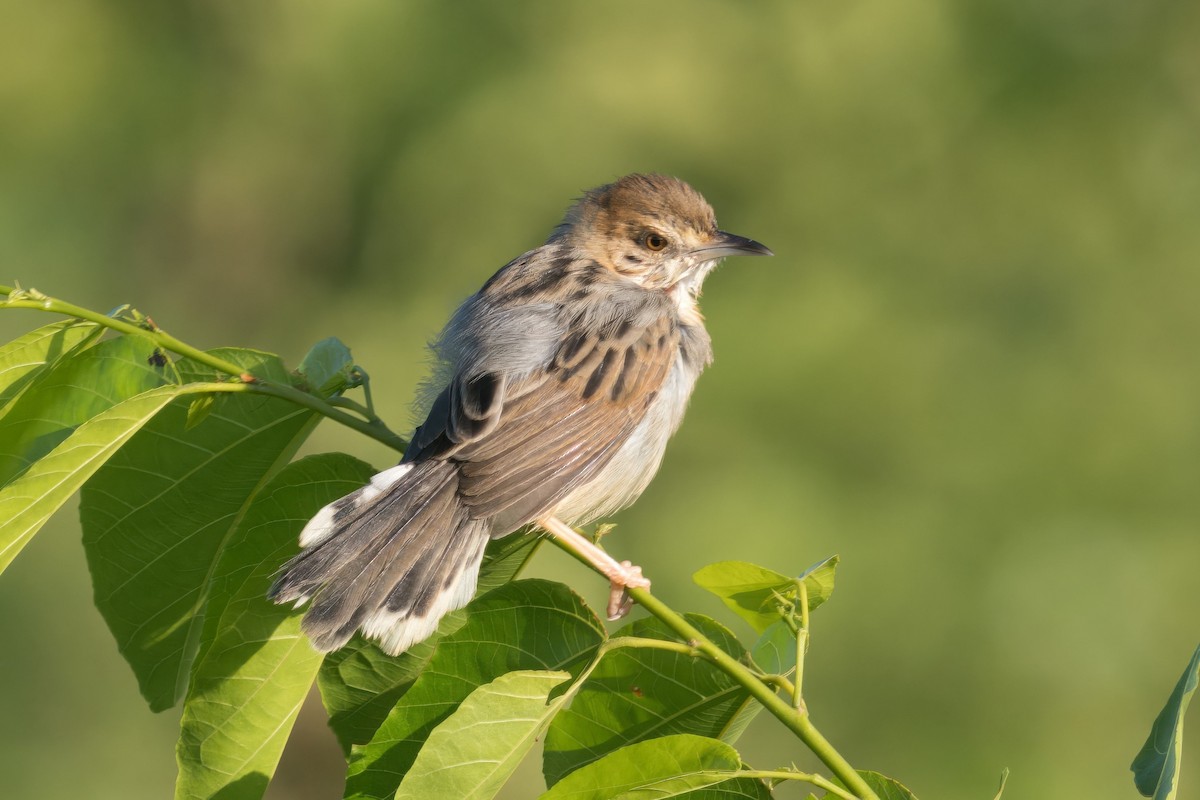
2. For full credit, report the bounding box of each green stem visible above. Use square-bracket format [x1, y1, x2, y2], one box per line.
[761, 674, 797, 696]
[0, 286, 408, 453]
[795, 578, 810, 710]
[602, 636, 700, 658]
[738, 769, 858, 800]
[624, 584, 879, 800]
[228, 380, 406, 450]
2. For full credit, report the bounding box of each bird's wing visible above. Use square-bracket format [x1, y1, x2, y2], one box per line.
[408, 304, 680, 530]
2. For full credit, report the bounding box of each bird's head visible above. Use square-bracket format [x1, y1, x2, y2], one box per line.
[549, 174, 772, 304]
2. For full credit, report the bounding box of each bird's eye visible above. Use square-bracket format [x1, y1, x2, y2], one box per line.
[643, 232, 668, 251]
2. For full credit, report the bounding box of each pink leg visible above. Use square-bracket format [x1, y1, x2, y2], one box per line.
[537, 516, 651, 620]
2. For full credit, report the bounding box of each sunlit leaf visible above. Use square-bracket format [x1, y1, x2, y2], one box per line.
[544, 614, 758, 786]
[1131, 644, 1200, 800]
[185, 394, 215, 430]
[540, 733, 769, 799]
[0, 384, 191, 575]
[694, 557, 838, 633]
[81, 348, 319, 712]
[345, 579, 605, 800]
[175, 454, 375, 800]
[395, 670, 571, 800]
[0, 333, 168, 486]
[0, 318, 101, 413]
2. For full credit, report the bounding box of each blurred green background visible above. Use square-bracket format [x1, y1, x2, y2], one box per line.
[2, 1, 1199, 798]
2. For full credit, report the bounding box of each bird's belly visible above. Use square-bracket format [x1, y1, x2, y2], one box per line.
[552, 359, 698, 525]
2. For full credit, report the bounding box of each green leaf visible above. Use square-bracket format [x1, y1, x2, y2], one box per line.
[844, 771, 920, 800]
[693, 556, 838, 633]
[81, 348, 319, 712]
[0, 333, 168, 487]
[297, 337, 356, 396]
[750, 620, 797, 676]
[748, 618, 796, 676]
[476, 528, 542, 594]
[539, 734, 769, 800]
[345, 579, 605, 800]
[180, 346, 296, 385]
[320, 638, 441, 757]
[395, 670, 572, 800]
[1131, 644, 1200, 800]
[544, 614, 758, 787]
[319, 531, 541, 754]
[175, 453, 376, 800]
[0, 318, 101, 413]
[185, 394, 215, 430]
[0, 384, 192, 575]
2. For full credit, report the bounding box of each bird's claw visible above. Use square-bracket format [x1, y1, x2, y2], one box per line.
[606, 560, 650, 620]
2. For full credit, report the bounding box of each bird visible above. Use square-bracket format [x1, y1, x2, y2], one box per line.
[268, 173, 772, 655]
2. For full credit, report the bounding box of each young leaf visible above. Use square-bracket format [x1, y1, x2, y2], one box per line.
[0, 384, 192, 575]
[0, 319, 101, 412]
[694, 556, 839, 633]
[81, 348, 319, 712]
[185, 394, 215, 430]
[319, 532, 541, 754]
[175, 453, 376, 800]
[0, 333, 168, 487]
[751, 619, 798, 676]
[345, 579, 605, 800]
[539, 733, 769, 800]
[297, 337, 356, 396]
[1131, 644, 1200, 800]
[395, 670, 572, 800]
[543, 614, 758, 786]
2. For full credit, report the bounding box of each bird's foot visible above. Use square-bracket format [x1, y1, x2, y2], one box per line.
[606, 560, 650, 620]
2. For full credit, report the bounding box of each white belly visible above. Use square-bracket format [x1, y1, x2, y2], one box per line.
[552, 356, 700, 525]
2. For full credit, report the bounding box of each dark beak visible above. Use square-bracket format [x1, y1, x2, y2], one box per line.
[693, 231, 774, 260]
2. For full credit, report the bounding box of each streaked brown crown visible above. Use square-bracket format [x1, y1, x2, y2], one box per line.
[549, 174, 723, 286]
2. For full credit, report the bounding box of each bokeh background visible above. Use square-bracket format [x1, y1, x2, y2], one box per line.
[2, 1, 1199, 798]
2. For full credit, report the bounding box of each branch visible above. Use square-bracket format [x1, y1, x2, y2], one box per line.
[0, 285, 408, 453]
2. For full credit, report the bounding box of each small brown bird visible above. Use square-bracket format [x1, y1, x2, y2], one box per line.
[269, 174, 772, 654]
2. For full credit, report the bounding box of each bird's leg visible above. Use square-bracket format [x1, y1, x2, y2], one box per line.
[537, 516, 651, 620]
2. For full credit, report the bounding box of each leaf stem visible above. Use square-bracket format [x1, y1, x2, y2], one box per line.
[738, 769, 858, 800]
[602, 636, 701, 659]
[761, 674, 797, 696]
[795, 577, 810, 710]
[0, 286, 408, 453]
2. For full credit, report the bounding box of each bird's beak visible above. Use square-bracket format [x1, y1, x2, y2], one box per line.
[692, 231, 774, 260]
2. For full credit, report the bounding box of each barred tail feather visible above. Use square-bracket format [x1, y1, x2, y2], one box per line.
[268, 460, 490, 655]
[297, 463, 414, 549]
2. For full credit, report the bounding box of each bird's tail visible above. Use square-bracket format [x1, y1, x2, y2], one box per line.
[268, 460, 490, 655]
